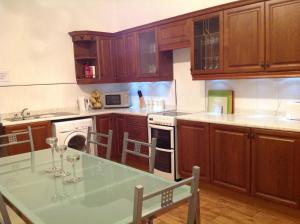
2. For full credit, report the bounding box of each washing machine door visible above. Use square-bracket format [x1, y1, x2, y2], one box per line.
[65, 131, 87, 152]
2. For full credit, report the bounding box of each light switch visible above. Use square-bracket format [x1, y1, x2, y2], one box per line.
[0, 72, 10, 85]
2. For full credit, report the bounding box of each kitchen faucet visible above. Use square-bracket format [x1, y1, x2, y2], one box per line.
[20, 108, 30, 119]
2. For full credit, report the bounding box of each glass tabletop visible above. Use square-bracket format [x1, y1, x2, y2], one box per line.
[0, 149, 190, 224]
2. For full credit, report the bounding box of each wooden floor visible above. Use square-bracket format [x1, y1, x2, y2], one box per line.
[5, 183, 300, 224]
[155, 183, 300, 224]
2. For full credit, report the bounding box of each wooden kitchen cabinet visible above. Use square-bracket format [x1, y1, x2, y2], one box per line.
[124, 114, 149, 171]
[177, 120, 210, 182]
[69, 31, 99, 83]
[224, 2, 265, 73]
[113, 35, 127, 82]
[97, 37, 116, 83]
[266, 0, 300, 72]
[210, 124, 251, 194]
[113, 33, 138, 82]
[136, 29, 159, 79]
[157, 19, 191, 51]
[251, 128, 300, 208]
[3, 121, 51, 156]
[191, 12, 223, 77]
[124, 33, 138, 81]
[69, 31, 116, 84]
[136, 28, 173, 82]
[114, 114, 126, 160]
[95, 114, 115, 158]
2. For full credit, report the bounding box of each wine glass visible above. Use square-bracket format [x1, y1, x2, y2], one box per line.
[64, 154, 82, 184]
[54, 145, 70, 177]
[45, 137, 58, 173]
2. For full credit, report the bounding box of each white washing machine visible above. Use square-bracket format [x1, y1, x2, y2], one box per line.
[52, 118, 95, 155]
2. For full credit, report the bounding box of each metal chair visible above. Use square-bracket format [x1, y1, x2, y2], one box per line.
[121, 132, 157, 174]
[132, 166, 200, 224]
[0, 126, 35, 156]
[0, 126, 34, 224]
[86, 127, 113, 160]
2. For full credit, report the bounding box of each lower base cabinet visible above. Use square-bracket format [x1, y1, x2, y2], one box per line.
[95, 114, 115, 158]
[2, 121, 52, 157]
[251, 128, 300, 208]
[95, 114, 148, 171]
[177, 120, 210, 182]
[210, 124, 251, 194]
[177, 121, 300, 209]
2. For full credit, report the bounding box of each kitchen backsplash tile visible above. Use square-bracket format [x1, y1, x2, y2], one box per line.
[0, 81, 175, 114]
[206, 78, 300, 114]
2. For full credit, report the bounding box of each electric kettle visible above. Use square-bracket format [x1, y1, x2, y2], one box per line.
[77, 96, 90, 112]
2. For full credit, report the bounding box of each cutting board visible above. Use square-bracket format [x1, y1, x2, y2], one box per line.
[208, 90, 234, 114]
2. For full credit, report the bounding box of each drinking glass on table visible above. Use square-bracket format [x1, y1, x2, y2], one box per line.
[45, 137, 58, 173]
[54, 145, 70, 177]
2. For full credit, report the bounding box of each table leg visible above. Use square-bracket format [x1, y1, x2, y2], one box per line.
[0, 193, 11, 224]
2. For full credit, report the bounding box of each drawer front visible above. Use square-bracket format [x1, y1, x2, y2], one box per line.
[126, 115, 147, 127]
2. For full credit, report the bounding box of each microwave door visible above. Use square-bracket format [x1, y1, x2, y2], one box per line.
[105, 95, 121, 107]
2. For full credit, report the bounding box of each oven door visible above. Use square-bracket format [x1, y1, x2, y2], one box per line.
[148, 124, 174, 149]
[148, 124, 175, 180]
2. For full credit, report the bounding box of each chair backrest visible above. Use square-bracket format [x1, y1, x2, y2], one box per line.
[86, 127, 113, 160]
[0, 126, 35, 154]
[132, 166, 200, 224]
[121, 132, 157, 173]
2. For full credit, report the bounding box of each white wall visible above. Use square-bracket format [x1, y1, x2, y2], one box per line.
[114, 0, 236, 30]
[0, 0, 118, 85]
[0, 0, 118, 114]
[174, 49, 205, 112]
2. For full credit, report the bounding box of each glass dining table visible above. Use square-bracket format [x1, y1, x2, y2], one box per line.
[0, 148, 190, 224]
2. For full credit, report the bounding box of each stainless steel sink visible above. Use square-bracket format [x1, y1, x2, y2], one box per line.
[4, 112, 78, 122]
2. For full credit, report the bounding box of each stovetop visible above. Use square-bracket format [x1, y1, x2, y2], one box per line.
[157, 111, 192, 117]
[148, 110, 193, 126]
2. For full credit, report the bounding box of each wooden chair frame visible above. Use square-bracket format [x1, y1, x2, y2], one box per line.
[86, 127, 113, 160]
[121, 132, 157, 173]
[132, 166, 200, 224]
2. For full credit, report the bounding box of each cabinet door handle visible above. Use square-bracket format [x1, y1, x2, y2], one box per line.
[260, 63, 265, 68]
[265, 63, 270, 68]
[247, 133, 251, 139]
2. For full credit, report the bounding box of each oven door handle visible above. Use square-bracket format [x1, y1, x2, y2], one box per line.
[148, 124, 174, 130]
[155, 147, 174, 153]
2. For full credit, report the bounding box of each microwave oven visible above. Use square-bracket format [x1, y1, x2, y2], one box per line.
[103, 92, 130, 108]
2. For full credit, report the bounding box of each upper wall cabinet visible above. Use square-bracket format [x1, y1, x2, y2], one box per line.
[98, 37, 116, 83]
[266, 0, 300, 71]
[69, 31, 115, 84]
[224, 3, 265, 73]
[191, 0, 300, 79]
[191, 12, 223, 76]
[137, 29, 159, 78]
[136, 29, 173, 82]
[157, 19, 191, 51]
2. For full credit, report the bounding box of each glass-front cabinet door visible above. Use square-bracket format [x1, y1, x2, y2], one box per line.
[137, 29, 159, 77]
[191, 12, 223, 75]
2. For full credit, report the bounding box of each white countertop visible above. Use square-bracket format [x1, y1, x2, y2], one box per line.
[177, 112, 300, 132]
[1, 107, 174, 126]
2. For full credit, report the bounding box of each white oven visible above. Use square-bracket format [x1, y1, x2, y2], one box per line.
[148, 123, 176, 180]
